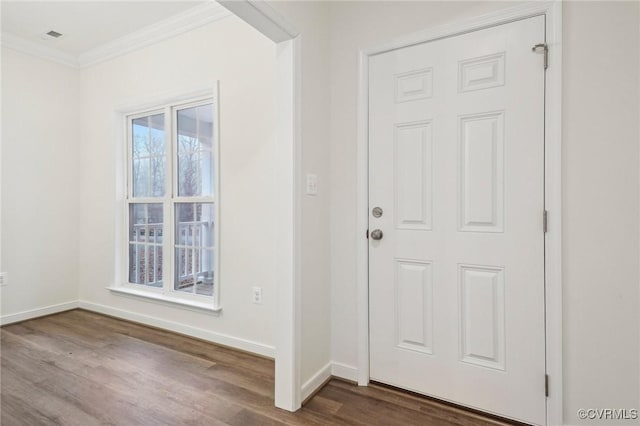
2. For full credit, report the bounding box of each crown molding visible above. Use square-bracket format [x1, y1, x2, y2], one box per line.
[218, 0, 298, 43]
[1, 32, 80, 68]
[1, 2, 232, 70]
[77, 2, 232, 68]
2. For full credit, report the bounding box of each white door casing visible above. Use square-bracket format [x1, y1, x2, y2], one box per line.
[368, 15, 546, 425]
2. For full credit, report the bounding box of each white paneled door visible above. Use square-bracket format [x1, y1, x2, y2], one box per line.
[368, 16, 546, 425]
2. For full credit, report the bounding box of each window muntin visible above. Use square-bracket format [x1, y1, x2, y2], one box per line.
[125, 98, 217, 303]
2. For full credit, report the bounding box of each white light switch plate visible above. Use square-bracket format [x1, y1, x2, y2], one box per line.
[306, 174, 318, 195]
[252, 286, 263, 304]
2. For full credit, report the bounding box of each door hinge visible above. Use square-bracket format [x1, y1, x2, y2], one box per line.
[532, 43, 548, 70]
[543, 210, 548, 233]
[545, 374, 549, 397]
[366, 229, 369, 239]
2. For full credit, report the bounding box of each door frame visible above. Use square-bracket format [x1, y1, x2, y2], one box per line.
[355, 2, 563, 425]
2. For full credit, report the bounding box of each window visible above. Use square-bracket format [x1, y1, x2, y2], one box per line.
[124, 98, 218, 305]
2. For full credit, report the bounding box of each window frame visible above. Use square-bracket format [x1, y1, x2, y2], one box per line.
[120, 91, 220, 308]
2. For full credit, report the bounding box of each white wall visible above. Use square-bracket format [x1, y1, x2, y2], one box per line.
[1, 47, 80, 318]
[266, 2, 333, 389]
[325, 1, 640, 424]
[77, 16, 279, 352]
[563, 2, 640, 424]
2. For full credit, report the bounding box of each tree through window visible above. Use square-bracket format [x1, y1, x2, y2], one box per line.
[125, 99, 217, 300]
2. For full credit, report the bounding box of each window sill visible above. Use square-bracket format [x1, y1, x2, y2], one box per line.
[107, 286, 222, 315]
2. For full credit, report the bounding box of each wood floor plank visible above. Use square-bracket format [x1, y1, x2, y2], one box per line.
[327, 380, 512, 426]
[1, 363, 104, 426]
[70, 310, 273, 377]
[227, 409, 288, 426]
[1, 310, 520, 426]
[302, 394, 343, 416]
[317, 384, 453, 426]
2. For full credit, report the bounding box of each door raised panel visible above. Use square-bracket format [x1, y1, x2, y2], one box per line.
[395, 68, 433, 103]
[458, 112, 504, 232]
[395, 121, 433, 230]
[395, 259, 434, 354]
[459, 264, 505, 370]
[458, 53, 505, 93]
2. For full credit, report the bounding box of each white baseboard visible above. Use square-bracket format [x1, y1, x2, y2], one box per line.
[301, 362, 360, 401]
[1, 301, 79, 326]
[77, 300, 275, 358]
[301, 362, 332, 402]
[331, 362, 359, 382]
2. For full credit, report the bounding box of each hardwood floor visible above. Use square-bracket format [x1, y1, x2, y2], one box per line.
[1, 310, 517, 426]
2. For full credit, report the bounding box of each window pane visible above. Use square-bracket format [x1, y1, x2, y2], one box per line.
[132, 113, 165, 197]
[177, 104, 214, 197]
[129, 203, 163, 287]
[174, 203, 214, 296]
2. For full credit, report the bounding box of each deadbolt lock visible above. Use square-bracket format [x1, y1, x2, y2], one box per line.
[372, 207, 383, 218]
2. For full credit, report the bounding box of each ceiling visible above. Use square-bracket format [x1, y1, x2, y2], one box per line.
[1, 1, 206, 56]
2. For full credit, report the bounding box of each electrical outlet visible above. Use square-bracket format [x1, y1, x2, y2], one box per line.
[0, 272, 7, 287]
[252, 286, 262, 304]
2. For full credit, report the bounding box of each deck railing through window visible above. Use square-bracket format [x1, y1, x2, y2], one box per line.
[175, 220, 214, 295]
[131, 219, 214, 295]
[131, 222, 163, 287]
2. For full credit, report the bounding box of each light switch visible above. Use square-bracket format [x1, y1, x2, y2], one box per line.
[306, 174, 318, 196]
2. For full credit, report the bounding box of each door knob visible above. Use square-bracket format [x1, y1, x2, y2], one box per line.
[370, 229, 383, 240]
